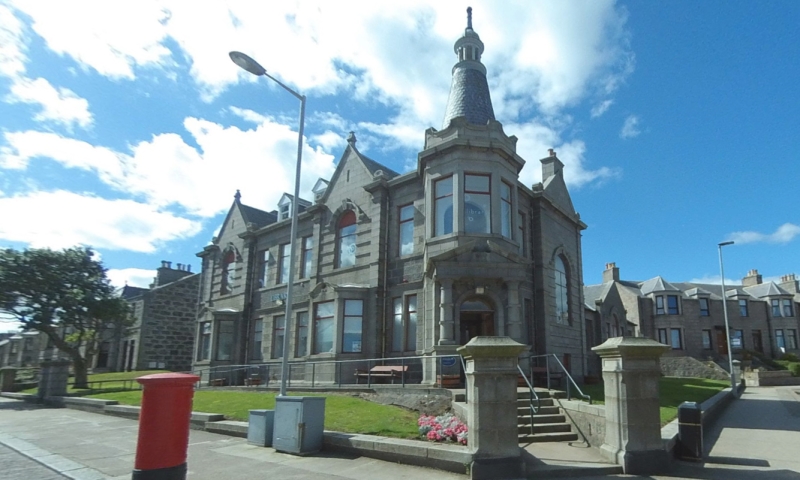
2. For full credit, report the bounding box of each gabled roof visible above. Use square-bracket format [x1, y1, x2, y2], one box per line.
[120, 285, 148, 299]
[584, 282, 613, 304]
[743, 282, 791, 298]
[639, 276, 681, 295]
[357, 149, 399, 179]
[239, 203, 277, 229]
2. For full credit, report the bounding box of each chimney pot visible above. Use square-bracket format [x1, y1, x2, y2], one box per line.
[548, 148, 556, 157]
[165, 261, 172, 269]
[161, 261, 168, 268]
[176, 263, 183, 271]
[187, 264, 191, 273]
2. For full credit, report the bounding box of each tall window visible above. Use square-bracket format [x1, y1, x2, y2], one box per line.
[554, 256, 569, 324]
[783, 299, 795, 317]
[251, 319, 263, 360]
[434, 176, 453, 236]
[300, 236, 313, 279]
[500, 181, 512, 238]
[739, 299, 749, 317]
[272, 316, 285, 358]
[337, 211, 357, 268]
[464, 174, 490, 234]
[772, 299, 782, 317]
[702, 330, 712, 350]
[667, 295, 679, 315]
[278, 243, 290, 284]
[314, 301, 334, 354]
[776, 329, 786, 349]
[657, 328, 668, 345]
[198, 322, 211, 361]
[787, 329, 798, 350]
[215, 320, 234, 361]
[732, 329, 744, 349]
[699, 298, 710, 316]
[670, 328, 683, 350]
[295, 312, 309, 357]
[655, 296, 665, 315]
[392, 295, 417, 352]
[342, 300, 363, 353]
[220, 250, 236, 294]
[258, 250, 270, 288]
[399, 204, 414, 256]
[518, 211, 526, 256]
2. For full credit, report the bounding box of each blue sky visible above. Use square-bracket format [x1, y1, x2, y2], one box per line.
[0, 1, 798, 329]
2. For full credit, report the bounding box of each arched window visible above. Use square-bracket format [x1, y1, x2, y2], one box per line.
[220, 250, 236, 294]
[337, 211, 357, 268]
[554, 256, 569, 324]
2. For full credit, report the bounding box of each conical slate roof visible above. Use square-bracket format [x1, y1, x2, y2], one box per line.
[442, 7, 495, 129]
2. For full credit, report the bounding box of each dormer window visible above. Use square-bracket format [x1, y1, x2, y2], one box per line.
[280, 203, 290, 220]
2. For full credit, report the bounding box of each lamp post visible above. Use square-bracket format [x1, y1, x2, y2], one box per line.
[230, 51, 305, 397]
[718, 240, 736, 393]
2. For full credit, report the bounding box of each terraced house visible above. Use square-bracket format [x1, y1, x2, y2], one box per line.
[193, 11, 589, 385]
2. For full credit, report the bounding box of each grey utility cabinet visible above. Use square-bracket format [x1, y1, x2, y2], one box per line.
[247, 409, 275, 447]
[273, 396, 326, 455]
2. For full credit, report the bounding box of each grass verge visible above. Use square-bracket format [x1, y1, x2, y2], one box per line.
[21, 370, 167, 394]
[578, 376, 728, 425]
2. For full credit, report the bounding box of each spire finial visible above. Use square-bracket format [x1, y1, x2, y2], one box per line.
[346, 131, 357, 147]
[467, 7, 473, 30]
[234, 189, 241, 202]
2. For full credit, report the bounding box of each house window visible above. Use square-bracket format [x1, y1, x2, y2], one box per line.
[670, 328, 683, 350]
[313, 301, 335, 354]
[342, 300, 363, 353]
[258, 250, 270, 288]
[518, 211, 526, 256]
[296, 311, 309, 357]
[393, 295, 419, 352]
[434, 176, 453, 236]
[301, 236, 313, 279]
[337, 211, 357, 268]
[739, 299, 748, 317]
[399, 204, 414, 256]
[251, 319, 263, 360]
[215, 320, 234, 361]
[787, 329, 798, 350]
[554, 256, 569, 324]
[198, 322, 211, 361]
[702, 330, 712, 350]
[776, 329, 786, 349]
[500, 181, 512, 238]
[278, 243, 290, 284]
[279, 201, 290, 220]
[699, 298, 710, 316]
[667, 295, 679, 315]
[272, 316, 285, 358]
[220, 250, 236, 294]
[464, 174, 491, 234]
[732, 329, 744, 349]
[772, 299, 782, 317]
[783, 299, 794, 317]
[657, 328, 668, 345]
[655, 296, 665, 315]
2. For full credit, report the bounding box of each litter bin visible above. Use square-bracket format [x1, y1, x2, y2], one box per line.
[273, 396, 326, 455]
[247, 409, 275, 447]
[678, 401, 703, 461]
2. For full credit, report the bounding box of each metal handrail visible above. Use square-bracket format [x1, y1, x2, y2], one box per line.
[459, 355, 468, 404]
[527, 353, 591, 404]
[517, 365, 540, 436]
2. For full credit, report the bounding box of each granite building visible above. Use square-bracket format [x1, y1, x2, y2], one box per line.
[193, 10, 588, 384]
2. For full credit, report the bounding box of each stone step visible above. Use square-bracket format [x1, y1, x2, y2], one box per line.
[517, 397, 555, 408]
[517, 422, 572, 435]
[518, 413, 566, 425]
[518, 431, 579, 443]
[517, 405, 560, 416]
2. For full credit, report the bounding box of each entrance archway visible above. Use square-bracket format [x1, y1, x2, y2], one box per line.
[459, 298, 494, 345]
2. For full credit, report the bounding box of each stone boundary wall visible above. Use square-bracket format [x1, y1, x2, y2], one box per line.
[660, 357, 729, 381]
[744, 369, 800, 387]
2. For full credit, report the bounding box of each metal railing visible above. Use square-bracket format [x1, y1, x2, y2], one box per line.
[191, 354, 466, 391]
[70, 379, 143, 392]
[517, 364, 540, 436]
[527, 353, 591, 404]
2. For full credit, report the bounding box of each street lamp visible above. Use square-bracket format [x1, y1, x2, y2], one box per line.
[717, 240, 736, 394]
[230, 51, 305, 397]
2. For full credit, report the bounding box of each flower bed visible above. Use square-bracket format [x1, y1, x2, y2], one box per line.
[418, 413, 468, 445]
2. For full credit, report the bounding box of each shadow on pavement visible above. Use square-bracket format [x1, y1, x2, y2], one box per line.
[0, 398, 48, 411]
[664, 462, 800, 480]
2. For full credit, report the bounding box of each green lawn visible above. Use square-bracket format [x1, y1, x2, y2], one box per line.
[577, 376, 728, 425]
[89, 390, 420, 439]
[22, 370, 167, 394]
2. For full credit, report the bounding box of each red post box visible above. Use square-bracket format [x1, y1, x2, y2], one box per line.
[132, 372, 200, 480]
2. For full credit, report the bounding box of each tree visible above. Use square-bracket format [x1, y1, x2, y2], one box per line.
[0, 247, 132, 388]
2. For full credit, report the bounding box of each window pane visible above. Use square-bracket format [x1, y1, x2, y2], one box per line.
[279, 244, 290, 284]
[343, 300, 363, 353]
[658, 328, 668, 344]
[406, 295, 417, 351]
[772, 299, 781, 317]
[338, 223, 357, 268]
[656, 296, 665, 315]
[501, 182, 511, 238]
[273, 316, 285, 359]
[399, 205, 414, 256]
[776, 329, 786, 349]
[301, 237, 313, 279]
[783, 300, 794, 317]
[667, 295, 679, 315]
[295, 312, 309, 357]
[252, 319, 263, 360]
[739, 300, 748, 317]
[314, 302, 334, 354]
[392, 298, 403, 352]
[787, 329, 798, 350]
[702, 330, 712, 349]
[555, 257, 568, 324]
[699, 298, 709, 316]
[434, 177, 453, 236]
[216, 321, 234, 360]
[465, 174, 489, 192]
[670, 329, 682, 349]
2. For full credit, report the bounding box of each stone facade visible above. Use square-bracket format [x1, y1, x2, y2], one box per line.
[193, 13, 588, 384]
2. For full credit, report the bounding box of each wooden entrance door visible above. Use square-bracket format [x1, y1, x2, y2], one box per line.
[752, 330, 763, 353]
[459, 312, 495, 345]
[716, 329, 728, 355]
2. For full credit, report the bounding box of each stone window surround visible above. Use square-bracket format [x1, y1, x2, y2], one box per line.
[308, 292, 369, 356]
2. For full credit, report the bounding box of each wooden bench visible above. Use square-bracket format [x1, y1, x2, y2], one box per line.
[244, 375, 262, 386]
[530, 367, 563, 388]
[208, 378, 227, 387]
[355, 365, 408, 384]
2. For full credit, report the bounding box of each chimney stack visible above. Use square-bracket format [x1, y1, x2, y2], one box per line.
[603, 262, 620, 283]
[742, 269, 762, 287]
[540, 149, 564, 182]
[779, 273, 798, 293]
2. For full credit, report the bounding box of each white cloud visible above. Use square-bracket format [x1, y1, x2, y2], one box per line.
[591, 99, 613, 118]
[0, 190, 201, 252]
[107, 268, 155, 289]
[0, 4, 27, 77]
[688, 275, 738, 286]
[620, 114, 640, 139]
[6, 77, 93, 128]
[228, 106, 270, 125]
[727, 223, 800, 245]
